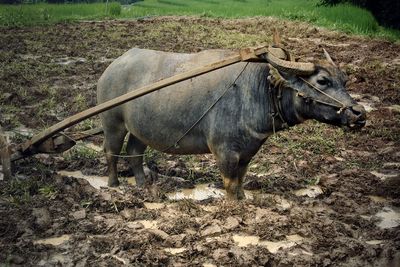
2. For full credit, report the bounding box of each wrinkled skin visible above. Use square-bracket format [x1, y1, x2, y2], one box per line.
[97, 48, 366, 200]
[284, 61, 366, 128]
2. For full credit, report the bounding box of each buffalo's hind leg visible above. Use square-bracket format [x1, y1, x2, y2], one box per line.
[103, 124, 127, 187]
[126, 134, 149, 187]
[215, 151, 248, 200]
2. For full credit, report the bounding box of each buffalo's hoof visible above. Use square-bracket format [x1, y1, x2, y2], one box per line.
[108, 180, 120, 187]
[226, 189, 245, 201]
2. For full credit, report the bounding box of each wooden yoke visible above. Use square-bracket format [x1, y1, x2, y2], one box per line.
[15, 46, 269, 159]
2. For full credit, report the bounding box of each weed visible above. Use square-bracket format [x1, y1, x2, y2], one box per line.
[74, 118, 98, 132]
[0, 176, 53, 205]
[145, 148, 163, 162]
[305, 176, 320, 185]
[81, 199, 93, 208]
[73, 93, 88, 111]
[63, 142, 99, 160]
[39, 185, 57, 199]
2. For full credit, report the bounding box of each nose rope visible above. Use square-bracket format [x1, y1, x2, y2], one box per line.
[299, 77, 347, 113]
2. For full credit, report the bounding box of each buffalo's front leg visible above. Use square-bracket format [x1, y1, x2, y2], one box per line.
[126, 134, 151, 187]
[215, 151, 247, 200]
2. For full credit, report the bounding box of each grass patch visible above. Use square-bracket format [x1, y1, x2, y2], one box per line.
[269, 121, 343, 157]
[63, 142, 100, 160]
[0, 0, 398, 40]
[0, 2, 120, 27]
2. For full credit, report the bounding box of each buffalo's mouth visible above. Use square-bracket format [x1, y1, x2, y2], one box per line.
[348, 119, 366, 129]
[344, 104, 367, 130]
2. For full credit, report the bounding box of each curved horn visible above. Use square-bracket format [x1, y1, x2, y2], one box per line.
[323, 48, 336, 67]
[266, 47, 315, 75]
[268, 47, 287, 60]
[273, 28, 281, 47]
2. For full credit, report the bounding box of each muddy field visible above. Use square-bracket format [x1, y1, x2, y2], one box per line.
[1, 17, 400, 266]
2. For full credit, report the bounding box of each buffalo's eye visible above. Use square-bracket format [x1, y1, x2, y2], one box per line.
[317, 78, 330, 87]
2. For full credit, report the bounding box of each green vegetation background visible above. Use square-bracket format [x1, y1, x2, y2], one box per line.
[0, 0, 399, 40]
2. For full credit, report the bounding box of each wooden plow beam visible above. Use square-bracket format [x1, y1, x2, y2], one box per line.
[6, 46, 269, 163]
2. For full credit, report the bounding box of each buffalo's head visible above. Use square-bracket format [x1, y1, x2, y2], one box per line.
[266, 46, 366, 130]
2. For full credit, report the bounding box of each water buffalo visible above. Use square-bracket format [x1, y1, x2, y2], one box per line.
[97, 44, 366, 200]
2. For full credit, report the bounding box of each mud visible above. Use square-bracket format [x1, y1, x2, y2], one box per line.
[0, 17, 399, 266]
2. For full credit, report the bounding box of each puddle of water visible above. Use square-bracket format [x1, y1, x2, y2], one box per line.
[20, 54, 41, 60]
[365, 240, 384, 245]
[232, 235, 260, 247]
[167, 183, 257, 201]
[368, 195, 388, 203]
[57, 170, 136, 189]
[58, 170, 108, 189]
[294, 186, 323, 198]
[260, 234, 303, 254]
[55, 57, 86, 65]
[370, 171, 398, 181]
[232, 234, 303, 254]
[144, 202, 165, 210]
[137, 220, 158, 229]
[167, 184, 224, 201]
[164, 247, 187, 254]
[288, 250, 313, 256]
[34, 234, 71, 246]
[375, 206, 400, 229]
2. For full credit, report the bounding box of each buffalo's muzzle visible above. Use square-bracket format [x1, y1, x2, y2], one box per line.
[347, 104, 367, 129]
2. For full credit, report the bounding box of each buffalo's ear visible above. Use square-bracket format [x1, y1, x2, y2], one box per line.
[323, 48, 337, 67]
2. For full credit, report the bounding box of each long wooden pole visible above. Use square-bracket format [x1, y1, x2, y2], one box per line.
[19, 46, 268, 155]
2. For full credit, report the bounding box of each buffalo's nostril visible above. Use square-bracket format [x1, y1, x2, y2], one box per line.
[351, 104, 366, 116]
[346, 104, 367, 129]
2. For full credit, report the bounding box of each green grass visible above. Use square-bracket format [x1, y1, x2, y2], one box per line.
[0, 0, 399, 40]
[0, 2, 121, 26]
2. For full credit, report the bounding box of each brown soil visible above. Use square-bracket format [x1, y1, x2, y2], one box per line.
[1, 17, 400, 266]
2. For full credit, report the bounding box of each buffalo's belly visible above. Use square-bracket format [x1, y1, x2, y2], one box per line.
[123, 103, 211, 155]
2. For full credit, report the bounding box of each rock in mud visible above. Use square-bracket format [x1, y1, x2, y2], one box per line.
[212, 248, 231, 262]
[169, 234, 186, 247]
[100, 191, 112, 201]
[126, 221, 144, 230]
[230, 247, 255, 266]
[224, 216, 240, 230]
[243, 178, 262, 190]
[71, 209, 86, 220]
[158, 175, 194, 189]
[121, 208, 135, 220]
[201, 224, 222, 237]
[147, 229, 170, 241]
[32, 208, 51, 229]
[8, 255, 25, 265]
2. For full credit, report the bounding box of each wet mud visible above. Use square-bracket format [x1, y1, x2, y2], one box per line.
[1, 17, 400, 266]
